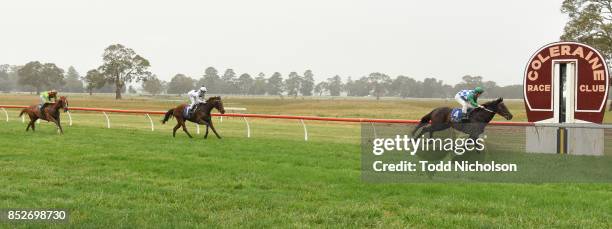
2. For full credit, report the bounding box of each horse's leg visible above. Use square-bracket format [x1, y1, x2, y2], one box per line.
[173, 122, 181, 137]
[204, 125, 210, 139]
[47, 116, 63, 134]
[209, 122, 221, 139]
[181, 122, 193, 138]
[427, 124, 451, 138]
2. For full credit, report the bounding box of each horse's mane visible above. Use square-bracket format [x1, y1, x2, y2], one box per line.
[481, 98, 503, 108]
[206, 96, 221, 102]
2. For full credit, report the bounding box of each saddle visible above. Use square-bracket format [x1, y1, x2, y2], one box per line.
[450, 108, 474, 123]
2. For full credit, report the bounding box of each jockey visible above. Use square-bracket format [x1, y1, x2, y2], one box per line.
[39, 89, 58, 117]
[454, 86, 484, 120]
[187, 86, 207, 114]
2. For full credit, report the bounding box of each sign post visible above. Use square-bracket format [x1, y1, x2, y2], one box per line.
[524, 42, 609, 155]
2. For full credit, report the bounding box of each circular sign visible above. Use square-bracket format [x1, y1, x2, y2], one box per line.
[524, 42, 609, 123]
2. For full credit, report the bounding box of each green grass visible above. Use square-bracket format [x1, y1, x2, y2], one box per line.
[1, 121, 611, 228]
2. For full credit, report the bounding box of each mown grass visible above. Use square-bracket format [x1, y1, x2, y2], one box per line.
[0, 122, 611, 228]
[0, 94, 611, 227]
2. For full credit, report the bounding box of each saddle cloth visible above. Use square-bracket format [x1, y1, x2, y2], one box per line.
[183, 106, 191, 119]
[450, 108, 463, 123]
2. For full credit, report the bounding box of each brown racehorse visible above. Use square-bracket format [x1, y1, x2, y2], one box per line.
[161, 96, 226, 139]
[411, 98, 513, 140]
[18, 96, 69, 134]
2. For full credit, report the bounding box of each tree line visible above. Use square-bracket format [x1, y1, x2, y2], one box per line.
[0, 60, 525, 99]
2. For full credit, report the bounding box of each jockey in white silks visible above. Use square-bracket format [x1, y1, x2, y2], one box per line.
[187, 86, 207, 115]
[454, 86, 484, 120]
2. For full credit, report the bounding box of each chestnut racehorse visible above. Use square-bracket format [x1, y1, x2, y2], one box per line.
[18, 96, 69, 134]
[161, 96, 226, 139]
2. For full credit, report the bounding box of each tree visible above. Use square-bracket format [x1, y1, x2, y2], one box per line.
[98, 44, 151, 99]
[300, 70, 314, 96]
[367, 72, 392, 100]
[142, 75, 164, 95]
[237, 73, 254, 95]
[267, 72, 284, 96]
[198, 67, 221, 93]
[327, 75, 343, 96]
[167, 74, 195, 96]
[251, 72, 267, 95]
[83, 69, 106, 95]
[314, 81, 329, 96]
[221, 68, 238, 94]
[421, 77, 446, 98]
[17, 61, 65, 94]
[455, 75, 483, 90]
[285, 72, 302, 98]
[63, 66, 84, 92]
[128, 85, 137, 94]
[0, 65, 10, 92]
[346, 76, 370, 97]
[392, 75, 420, 98]
[561, 0, 612, 67]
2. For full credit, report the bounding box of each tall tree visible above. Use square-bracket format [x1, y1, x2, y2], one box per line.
[314, 81, 329, 96]
[561, 0, 612, 67]
[83, 69, 106, 95]
[198, 67, 221, 93]
[63, 66, 84, 92]
[300, 70, 314, 96]
[326, 75, 343, 96]
[251, 72, 267, 95]
[167, 74, 195, 96]
[17, 61, 65, 94]
[142, 75, 164, 95]
[392, 75, 419, 98]
[285, 72, 302, 98]
[367, 72, 392, 100]
[98, 44, 151, 99]
[0, 65, 10, 92]
[237, 73, 254, 95]
[267, 72, 284, 96]
[221, 68, 238, 94]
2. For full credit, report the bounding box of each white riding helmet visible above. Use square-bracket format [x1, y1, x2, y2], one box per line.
[199, 86, 207, 92]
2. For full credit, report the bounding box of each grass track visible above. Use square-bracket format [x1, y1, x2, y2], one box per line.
[1, 122, 611, 228]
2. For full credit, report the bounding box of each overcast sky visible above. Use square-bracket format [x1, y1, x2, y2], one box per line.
[0, 0, 567, 86]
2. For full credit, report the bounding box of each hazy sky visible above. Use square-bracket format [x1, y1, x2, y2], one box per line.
[0, 0, 567, 86]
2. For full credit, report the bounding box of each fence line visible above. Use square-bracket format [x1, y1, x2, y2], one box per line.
[0, 105, 536, 141]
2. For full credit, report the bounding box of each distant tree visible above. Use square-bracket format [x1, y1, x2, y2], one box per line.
[251, 72, 267, 95]
[392, 75, 419, 98]
[221, 69, 238, 94]
[128, 85, 137, 94]
[326, 75, 343, 96]
[421, 77, 446, 98]
[367, 72, 392, 100]
[455, 75, 483, 90]
[314, 81, 329, 96]
[0, 65, 10, 92]
[346, 76, 370, 97]
[237, 73, 254, 95]
[83, 69, 106, 95]
[18, 61, 65, 94]
[167, 74, 195, 96]
[142, 75, 164, 95]
[198, 67, 221, 93]
[63, 66, 84, 92]
[561, 0, 612, 67]
[267, 72, 284, 96]
[300, 70, 314, 96]
[98, 44, 151, 99]
[285, 72, 302, 98]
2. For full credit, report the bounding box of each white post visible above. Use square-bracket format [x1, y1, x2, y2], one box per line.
[102, 112, 110, 128]
[300, 119, 308, 141]
[66, 111, 73, 126]
[22, 114, 25, 123]
[145, 113, 154, 131]
[220, 116, 223, 123]
[371, 122, 378, 139]
[243, 117, 250, 138]
[196, 124, 200, 134]
[1, 108, 7, 122]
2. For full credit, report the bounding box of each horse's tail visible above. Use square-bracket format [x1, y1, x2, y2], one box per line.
[18, 108, 27, 118]
[411, 110, 433, 137]
[161, 109, 174, 124]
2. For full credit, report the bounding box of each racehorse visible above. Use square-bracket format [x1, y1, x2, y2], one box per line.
[18, 96, 69, 134]
[411, 98, 513, 140]
[161, 96, 226, 139]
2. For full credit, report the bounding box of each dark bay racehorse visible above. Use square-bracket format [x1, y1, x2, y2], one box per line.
[161, 96, 226, 139]
[19, 96, 69, 134]
[411, 98, 513, 139]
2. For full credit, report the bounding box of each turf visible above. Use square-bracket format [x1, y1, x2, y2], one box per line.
[0, 94, 611, 227]
[0, 121, 611, 228]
